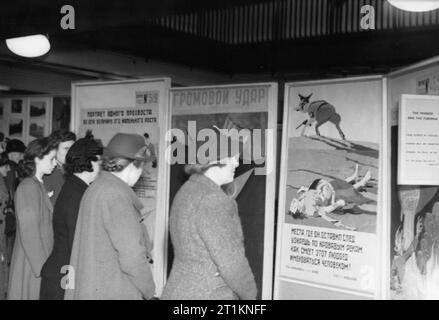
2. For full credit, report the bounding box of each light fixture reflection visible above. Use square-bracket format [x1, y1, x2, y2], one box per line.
[388, 0, 439, 12]
[6, 34, 51, 58]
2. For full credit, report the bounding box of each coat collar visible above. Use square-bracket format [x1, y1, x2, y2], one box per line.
[66, 174, 89, 192]
[31, 176, 53, 212]
[99, 171, 144, 211]
[189, 173, 224, 193]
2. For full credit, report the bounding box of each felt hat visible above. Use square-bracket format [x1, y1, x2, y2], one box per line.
[104, 133, 148, 161]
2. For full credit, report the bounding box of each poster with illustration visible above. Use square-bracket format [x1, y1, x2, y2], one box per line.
[275, 76, 387, 299]
[391, 96, 439, 299]
[72, 78, 171, 295]
[169, 84, 278, 299]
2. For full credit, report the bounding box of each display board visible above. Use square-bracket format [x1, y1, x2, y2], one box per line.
[274, 76, 388, 299]
[388, 57, 439, 300]
[0, 96, 52, 144]
[168, 83, 278, 299]
[72, 78, 171, 295]
[398, 95, 439, 185]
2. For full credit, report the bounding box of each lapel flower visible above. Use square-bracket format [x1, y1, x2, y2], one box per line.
[48, 191, 54, 198]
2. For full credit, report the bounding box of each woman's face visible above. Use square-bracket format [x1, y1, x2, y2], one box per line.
[56, 140, 75, 165]
[126, 162, 144, 187]
[218, 156, 239, 185]
[36, 150, 57, 176]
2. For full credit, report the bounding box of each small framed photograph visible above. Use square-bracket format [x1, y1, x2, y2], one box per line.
[30, 100, 46, 119]
[11, 99, 23, 114]
[9, 118, 24, 138]
[29, 120, 45, 139]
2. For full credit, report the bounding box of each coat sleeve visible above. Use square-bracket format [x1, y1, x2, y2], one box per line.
[15, 181, 46, 277]
[196, 193, 257, 300]
[102, 192, 155, 299]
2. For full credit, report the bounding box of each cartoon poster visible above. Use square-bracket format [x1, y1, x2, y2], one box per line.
[72, 78, 171, 295]
[275, 76, 386, 298]
[169, 84, 278, 299]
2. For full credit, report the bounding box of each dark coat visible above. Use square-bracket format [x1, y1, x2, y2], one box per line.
[64, 172, 155, 300]
[162, 173, 257, 300]
[43, 166, 65, 206]
[40, 175, 88, 300]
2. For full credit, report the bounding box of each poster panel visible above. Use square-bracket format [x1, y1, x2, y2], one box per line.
[72, 78, 171, 295]
[388, 58, 439, 299]
[168, 83, 278, 299]
[275, 76, 387, 299]
[398, 95, 439, 185]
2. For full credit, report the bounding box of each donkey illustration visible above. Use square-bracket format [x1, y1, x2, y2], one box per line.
[296, 93, 346, 140]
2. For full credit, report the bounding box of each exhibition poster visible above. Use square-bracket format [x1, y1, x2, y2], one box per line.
[275, 76, 387, 298]
[169, 83, 278, 299]
[72, 78, 171, 295]
[398, 94, 439, 185]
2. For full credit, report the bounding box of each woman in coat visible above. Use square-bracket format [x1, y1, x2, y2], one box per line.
[40, 133, 103, 300]
[162, 130, 257, 300]
[64, 133, 155, 300]
[7, 138, 57, 300]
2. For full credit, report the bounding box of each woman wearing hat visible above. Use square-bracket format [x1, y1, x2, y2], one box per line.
[162, 129, 257, 300]
[65, 133, 155, 300]
[40, 132, 103, 300]
[7, 138, 57, 300]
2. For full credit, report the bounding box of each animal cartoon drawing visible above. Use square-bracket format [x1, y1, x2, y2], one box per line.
[296, 94, 346, 140]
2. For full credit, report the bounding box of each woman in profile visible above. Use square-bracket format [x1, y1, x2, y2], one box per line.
[7, 138, 57, 300]
[65, 133, 155, 300]
[40, 132, 103, 300]
[162, 131, 257, 300]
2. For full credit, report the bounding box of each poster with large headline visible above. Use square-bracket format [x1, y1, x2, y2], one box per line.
[275, 76, 387, 299]
[168, 84, 278, 299]
[72, 78, 171, 295]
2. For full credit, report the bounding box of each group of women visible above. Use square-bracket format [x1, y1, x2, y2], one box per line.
[1, 127, 256, 300]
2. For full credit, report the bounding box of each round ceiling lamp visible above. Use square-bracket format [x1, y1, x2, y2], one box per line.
[388, 0, 439, 12]
[5, 34, 51, 58]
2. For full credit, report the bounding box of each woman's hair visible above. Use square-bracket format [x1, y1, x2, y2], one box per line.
[64, 131, 103, 175]
[48, 129, 77, 149]
[101, 156, 143, 172]
[184, 163, 226, 175]
[0, 152, 9, 167]
[17, 137, 56, 178]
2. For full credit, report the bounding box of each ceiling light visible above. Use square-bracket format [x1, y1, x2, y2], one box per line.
[5, 34, 51, 58]
[388, 0, 439, 12]
[0, 85, 10, 91]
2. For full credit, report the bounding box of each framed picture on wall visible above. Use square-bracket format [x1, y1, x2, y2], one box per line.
[29, 120, 45, 139]
[30, 100, 47, 119]
[9, 117, 24, 139]
[11, 99, 23, 114]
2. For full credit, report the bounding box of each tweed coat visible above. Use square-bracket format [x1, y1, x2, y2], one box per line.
[161, 173, 257, 300]
[64, 172, 155, 300]
[7, 177, 54, 300]
[40, 174, 88, 300]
